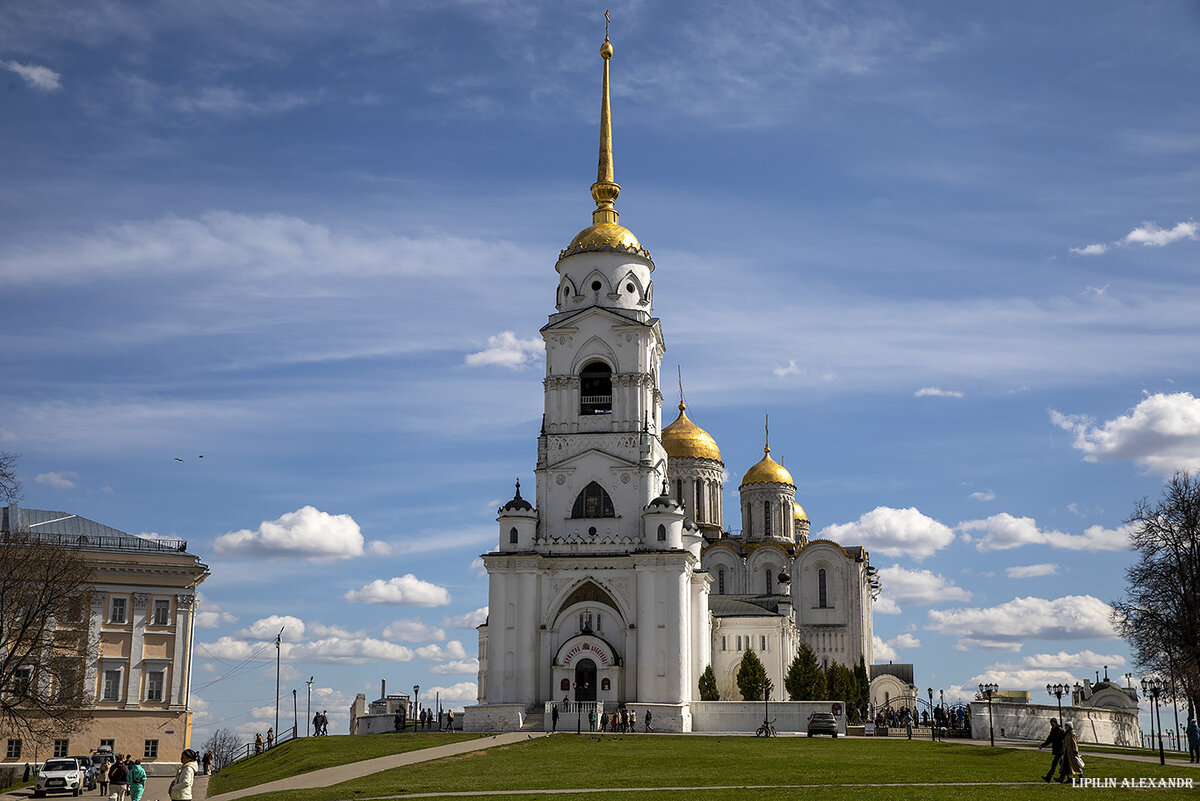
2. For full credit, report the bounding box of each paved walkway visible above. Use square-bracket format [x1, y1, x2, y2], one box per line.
[200, 732, 548, 801]
[1, 773, 179, 800]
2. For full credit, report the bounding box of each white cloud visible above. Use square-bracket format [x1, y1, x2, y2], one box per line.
[382, 619, 447, 642]
[968, 667, 1082, 691]
[1021, 650, 1125, 670]
[423, 682, 477, 703]
[873, 598, 901, 615]
[877, 565, 971, 611]
[1051, 392, 1200, 476]
[199, 634, 415, 665]
[444, 606, 488, 628]
[773, 360, 803, 377]
[469, 558, 487, 577]
[1006, 563, 1058, 579]
[1122, 221, 1199, 248]
[927, 594, 1117, 651]
[344, 574, 451, 607]
[872, 633, 920, 662]
[819, 506, 955, 561]
[307, 622, 364, 639]
[914, 387, 963, 398]
[33, 471, 75, 489]
[238, 614, 305, 640]
[366, 540, 392, 556]
[1070, 243, 1108, 256]
[430, 658, 479, 675]
[464, 331, 542, 369]
[214, 505, 366, 560]
[0, 59, 61, 91]
[959, 513, 1132, 552]
[968, 490, 996, 502]
[415, 640, 467, 661]
[194, 593, 238, 629]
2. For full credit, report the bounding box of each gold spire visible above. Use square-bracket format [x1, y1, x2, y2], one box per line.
[741, 412, 794, 487]
[559, 13, 651, 263]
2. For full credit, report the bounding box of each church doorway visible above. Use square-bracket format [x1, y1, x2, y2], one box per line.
[574, 658, 597, 701]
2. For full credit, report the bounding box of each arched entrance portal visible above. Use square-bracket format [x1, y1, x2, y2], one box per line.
[574, 658, 597, 701]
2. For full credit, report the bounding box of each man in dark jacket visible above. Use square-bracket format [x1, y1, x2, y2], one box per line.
[1038, 718, 1065, 781]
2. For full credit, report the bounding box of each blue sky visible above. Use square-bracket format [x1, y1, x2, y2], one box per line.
[3, 1, 1200, 743]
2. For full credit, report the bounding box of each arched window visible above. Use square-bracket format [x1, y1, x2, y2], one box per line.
[766, 569, 773, 595]
[761, 635, 767, 651]
[695, 479, 703, 522]
[509, 527, 518, 544]
[721, 635, 726, 651]
[580, 362, 612, 415]
[571, 481, 615, 518]
[736, 635, 742, 650]
[745, 504, 751, 533]
[676, 479, 683, 505]
[718, 568, 725, 595]
[818, 568, 828, 608]
[764, 501, 772, 537]
[656, 524, 666, 542]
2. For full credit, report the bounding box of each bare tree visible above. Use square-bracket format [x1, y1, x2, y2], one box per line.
[0, 528, 95, 741]
[201, 728, 243, 772]
[1112, 470, 1200, 717]
[0, 451, 20, 504]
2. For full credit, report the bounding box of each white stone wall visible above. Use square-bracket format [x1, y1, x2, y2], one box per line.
[462, 704, 526, 732]
[690, 701, 847, 734]
[969, 701, 1142, 747]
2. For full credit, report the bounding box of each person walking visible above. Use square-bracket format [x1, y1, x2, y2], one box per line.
[903, 708, 913, 740]
[254, 733, 264, 753]
[1186, 717, 1200, 763]
[1057, 723, 1082, 783]
[201, 751, 213, 775]
[1038, 718, 1065, 781]
[127, 759, 147, 801]
[551, 703, 559, 732]
[447, 709, 455, 730]
[588, 707, 596, 732]
[108, 754, 129, 801]
[313, 711, 323, 736]
[266, 727, 274, 749]
[644, 709, 653, 732]
[98, 756, 110, 797]
[168, 749, 198, 800]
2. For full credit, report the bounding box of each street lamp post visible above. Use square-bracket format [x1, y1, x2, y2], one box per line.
[1141, 677, 1165, 766]
[572, 680, 590, 734]
[927, 688, 936, 741]
[275, 627, 284, 744]
[413, 684, 420, 730]
[1046, 683, 1068, 724]
[306, 677, 314, 736]
[979, 683, 998, 747]
[292, 688, 298, 739]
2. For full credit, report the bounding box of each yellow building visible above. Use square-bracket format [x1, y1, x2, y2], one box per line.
[2, 505, 208, 773]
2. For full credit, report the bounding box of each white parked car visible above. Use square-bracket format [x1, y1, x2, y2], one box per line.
[34, 757, 85, 797]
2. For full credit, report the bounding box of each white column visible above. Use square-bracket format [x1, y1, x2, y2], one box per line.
[635, 565, 655, 701]
[486, 570, 507, 703]
[126, 592, 150, 708]
[84, 597, 104, 702]
[666, 568, 687, 704]
[515, 569, 538, 705]
[170, 594, 190, 707]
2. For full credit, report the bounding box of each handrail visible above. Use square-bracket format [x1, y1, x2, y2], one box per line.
[224, 725, 298, 767]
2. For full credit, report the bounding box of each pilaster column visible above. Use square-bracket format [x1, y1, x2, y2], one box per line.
[170, 593, 192, 707]
[126, 592, 150, 708]
[84, 596, 105, 702]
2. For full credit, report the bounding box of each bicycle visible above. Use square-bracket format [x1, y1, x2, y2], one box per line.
[756, 719, 777, 737]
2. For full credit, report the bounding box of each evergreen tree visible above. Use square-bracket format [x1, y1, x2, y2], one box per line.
[825, 661, 853, 704]
[698, 664, 720, 701]
[736, 649, 769, 701]
[784, 642, 826, 700]
[853, 657, 871, 719]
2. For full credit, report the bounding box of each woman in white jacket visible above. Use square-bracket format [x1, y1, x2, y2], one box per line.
[169, 749, 199, 800]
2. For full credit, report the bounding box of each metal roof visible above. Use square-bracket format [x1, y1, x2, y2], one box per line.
[2, 504, 190, 553]
[709, 593, 790, 618]
[870, 663, 915, 684]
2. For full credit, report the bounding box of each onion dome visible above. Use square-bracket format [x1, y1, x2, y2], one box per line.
[741, 445, 794, 487]
[646, 480, 682, 512]
[662, 401, 722, 462]
[777, 570, 791, 585]
[558, 26, 653, 264]
[793, 502, 807, 523]
[500, 480, 534, 513]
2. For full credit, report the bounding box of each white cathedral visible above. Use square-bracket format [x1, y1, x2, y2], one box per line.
[468, 31, 878, 733]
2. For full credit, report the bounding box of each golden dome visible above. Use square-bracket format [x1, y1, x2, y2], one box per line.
[662, 402, 722, 462]
[741, 446, 794, 487]
[561, 222, 650, 261]
[793, 502, 808, 523]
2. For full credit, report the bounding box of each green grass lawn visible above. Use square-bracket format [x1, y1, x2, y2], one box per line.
[238, 735, 1199, 801]
[207, 733, 487, 795]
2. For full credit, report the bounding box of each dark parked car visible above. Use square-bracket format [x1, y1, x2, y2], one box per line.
[807, 712, 839, 738]
[68, 756, 96, 791]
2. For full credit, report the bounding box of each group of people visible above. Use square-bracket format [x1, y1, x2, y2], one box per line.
[94, 753, 148, 801]
[549, 700, 651, 733]
[1038, 718, 1085, 783]
[312, 710, 331, 736]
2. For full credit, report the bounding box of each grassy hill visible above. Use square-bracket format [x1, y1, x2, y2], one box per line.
[206, 732, 485, 795]
[230, 734, 1199, 801]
